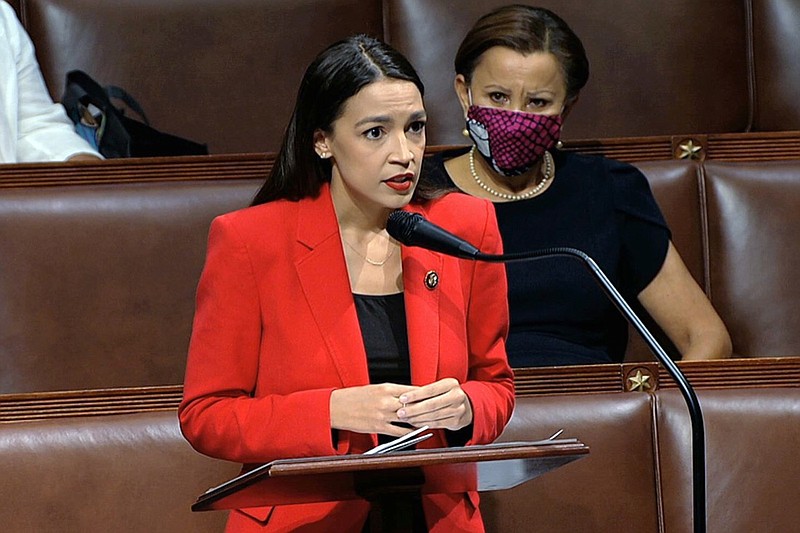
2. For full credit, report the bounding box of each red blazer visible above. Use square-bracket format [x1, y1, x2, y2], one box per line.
[179, 184, 514, 532]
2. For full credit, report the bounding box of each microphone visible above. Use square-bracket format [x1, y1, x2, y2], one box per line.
[386, 211, 480, 259]
[387, 210, 708, 533]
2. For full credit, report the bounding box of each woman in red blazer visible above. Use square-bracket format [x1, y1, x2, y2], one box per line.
[179, 35, 514, 532]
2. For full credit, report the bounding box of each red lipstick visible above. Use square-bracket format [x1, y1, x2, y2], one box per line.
[383, 173, 414, 192]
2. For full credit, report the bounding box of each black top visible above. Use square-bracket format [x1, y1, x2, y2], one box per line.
[353, 294, 424, 530]
[354, 292, 411, 385]
[353, 291, 472, 449]
[423, 147, 670, 366]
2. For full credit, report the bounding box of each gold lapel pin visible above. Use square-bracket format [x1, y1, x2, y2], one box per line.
[424, 270, 439, 290]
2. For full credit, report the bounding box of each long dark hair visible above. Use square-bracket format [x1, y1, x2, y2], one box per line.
[455, 5, 589, 104]
[252, 35, 427, 206]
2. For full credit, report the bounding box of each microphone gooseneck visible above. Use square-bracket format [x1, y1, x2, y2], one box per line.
[388, 210, 707, 533]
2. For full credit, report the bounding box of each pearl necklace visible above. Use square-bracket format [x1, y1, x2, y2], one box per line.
[469, 147, 555, 201]
[344, 238, 395, 266]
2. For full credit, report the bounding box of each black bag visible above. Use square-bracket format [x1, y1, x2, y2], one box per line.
[61, 70, 208, 158]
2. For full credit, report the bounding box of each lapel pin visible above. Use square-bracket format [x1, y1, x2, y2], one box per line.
[424, 270, 439, 290]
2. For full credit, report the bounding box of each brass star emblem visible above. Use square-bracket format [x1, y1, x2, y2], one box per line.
[677, 139, 703, 160]
[627, 369, 652, 392]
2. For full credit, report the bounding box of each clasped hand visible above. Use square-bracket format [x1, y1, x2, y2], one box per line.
[330, 378, 473, 437]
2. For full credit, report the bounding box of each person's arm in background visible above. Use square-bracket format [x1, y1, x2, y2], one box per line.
[1, 4, 100, 163]
[614, 158, 731, 361]
[639, 242, 733, 360]
[66, 153, 101, 161]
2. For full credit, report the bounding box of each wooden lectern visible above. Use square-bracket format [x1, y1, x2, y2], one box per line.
[192, 439, 588, 533]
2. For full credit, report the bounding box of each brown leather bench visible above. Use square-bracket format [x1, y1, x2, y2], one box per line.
[655, 387, 800, 532]
[2, 149, 800, 532]
[0, 142, 800, 533]
[0, 410, 238, 532]
[2, 384, 798, 532]
[481, 385, 800, 532]
[702, 160, 800, 356]
[5, 153, 800, 394]
[11, 0, 800, 151]
[0, 164, 261, 393]
[483, 394, 660, 531]
[4, 0, 800, 528]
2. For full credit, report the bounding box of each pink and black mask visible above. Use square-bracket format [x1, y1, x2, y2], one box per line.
[465, 105, 563, 176]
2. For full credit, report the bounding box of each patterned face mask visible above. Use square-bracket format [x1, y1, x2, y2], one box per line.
[466, 105, 563, 176]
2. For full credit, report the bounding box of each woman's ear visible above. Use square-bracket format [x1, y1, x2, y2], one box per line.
[454, 74, 470, 117]
[313, 129, 331, 159]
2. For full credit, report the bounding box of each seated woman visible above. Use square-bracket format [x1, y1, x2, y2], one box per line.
[424, 5, 731, 367]
[0, 3, 99, 162]
[179, 34, 514, 532]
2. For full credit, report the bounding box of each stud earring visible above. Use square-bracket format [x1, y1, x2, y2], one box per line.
[556, 140, 564, 149]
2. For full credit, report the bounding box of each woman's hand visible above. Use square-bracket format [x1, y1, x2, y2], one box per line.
[395, 378, 473, 431]
[330, 383, 417, 437]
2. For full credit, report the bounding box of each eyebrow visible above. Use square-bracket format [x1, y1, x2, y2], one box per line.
[355, 115, 391, 127]
[483, 84, 511, 94]
[526, 89, 556, 97]
[354, 110, 427, 128]
[484, 84, 556, 97]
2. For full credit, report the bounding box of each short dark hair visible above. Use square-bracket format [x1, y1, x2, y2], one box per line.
[252, 34, 426, 205]
[454, 5, 589, 103]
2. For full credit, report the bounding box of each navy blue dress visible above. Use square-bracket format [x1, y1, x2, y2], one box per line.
[424, 148, 670, 367]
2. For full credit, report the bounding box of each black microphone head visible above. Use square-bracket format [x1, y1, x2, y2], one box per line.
[386, 210, 422, 245]
[386, 210, 480, 259]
